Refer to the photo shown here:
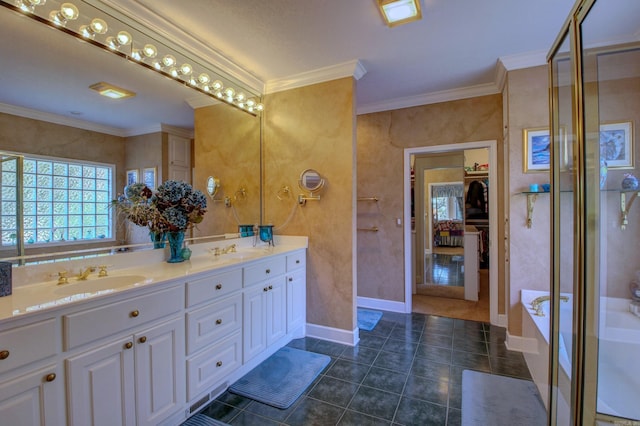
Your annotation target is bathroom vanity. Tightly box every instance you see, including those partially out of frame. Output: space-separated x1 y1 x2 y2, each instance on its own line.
0 236 308 426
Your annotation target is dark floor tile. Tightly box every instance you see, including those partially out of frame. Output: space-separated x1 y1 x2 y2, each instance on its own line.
313 340 348 357
421 332 453 348
285 397 345 426
453 327 486 343
338 409 391 425
487 338 510 358
447 381 462 409
325 359 370 384
215 391 253 409
348 386 401 421
393 396 447 426
447 407 462 426
452 336 487 355
389 328 422 343
382 338 418 355
403 375 448 406
424 322 454 336
411 358 450 382
362 366 408 394
451 350 491 372
490 355 532 379
308 376 359 407
453 319 483 332
392 320 425 334
358 333 388 349
415 345 452 364
228 410 280 426
200 401 241 423
368 320 395 337
340 345 379 365
373 350 414 373
244 399 300 422
287 337 319 351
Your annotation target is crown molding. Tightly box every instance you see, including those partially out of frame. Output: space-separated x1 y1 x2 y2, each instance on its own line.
0 102 128 137
357 82 500 115
498 50 548 71
93 0 265 95
494 59 508 92
160 124 194 139
265 60 367 94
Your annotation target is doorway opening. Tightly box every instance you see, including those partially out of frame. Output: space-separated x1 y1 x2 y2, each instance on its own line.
403 140 499 325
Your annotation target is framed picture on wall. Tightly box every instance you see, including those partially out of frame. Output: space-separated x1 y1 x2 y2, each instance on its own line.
523 128 550 173
143 167 157 190
600 121 633 169
126 169 139 186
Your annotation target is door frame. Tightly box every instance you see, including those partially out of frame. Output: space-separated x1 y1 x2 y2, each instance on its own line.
403 140 500 325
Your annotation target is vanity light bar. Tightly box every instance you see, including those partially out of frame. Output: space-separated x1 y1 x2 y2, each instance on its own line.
6 0 263 115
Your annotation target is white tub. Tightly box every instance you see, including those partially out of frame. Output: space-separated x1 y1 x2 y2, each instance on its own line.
521 290 640 421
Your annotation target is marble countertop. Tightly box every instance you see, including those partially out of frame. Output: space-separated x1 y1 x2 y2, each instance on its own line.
0 235 308 323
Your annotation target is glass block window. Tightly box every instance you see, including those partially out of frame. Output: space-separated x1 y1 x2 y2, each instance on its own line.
1 154 113 247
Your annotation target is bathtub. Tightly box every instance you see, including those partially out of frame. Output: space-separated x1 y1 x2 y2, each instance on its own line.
521 290 640 421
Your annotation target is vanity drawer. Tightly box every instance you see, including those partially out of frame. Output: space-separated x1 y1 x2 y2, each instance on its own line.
0 318 57 374
63 285 183 351
244 256 286 287
187 331 241 400
186 268 242 308
186 293 242 355
286 251 306 271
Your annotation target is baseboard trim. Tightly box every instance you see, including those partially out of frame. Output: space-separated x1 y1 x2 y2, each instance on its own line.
496 314 508 328
505 331 539 353
306 323 359 346
357 296 406 313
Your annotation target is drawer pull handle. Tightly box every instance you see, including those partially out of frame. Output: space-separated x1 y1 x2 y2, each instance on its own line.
124 342 133 350
45 373 56 382
296 260 300 264
215 283 222 290
266 269 271 274
268 285 273 290
130 310 139 318
289 277 293 282
263 287 268 292
216 361 223 367
0 350 9 360
139 336 147 343
215 319 222 325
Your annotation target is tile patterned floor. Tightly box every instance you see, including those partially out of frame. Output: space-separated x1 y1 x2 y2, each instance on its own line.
425 254 465 287
191 312 537 426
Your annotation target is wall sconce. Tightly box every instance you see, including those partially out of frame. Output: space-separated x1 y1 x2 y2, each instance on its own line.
298 169 325 206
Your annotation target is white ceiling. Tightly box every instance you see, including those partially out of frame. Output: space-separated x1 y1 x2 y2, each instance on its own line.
2 0 640 135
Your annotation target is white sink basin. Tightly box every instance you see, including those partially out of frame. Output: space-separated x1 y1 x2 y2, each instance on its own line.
54 275 147 296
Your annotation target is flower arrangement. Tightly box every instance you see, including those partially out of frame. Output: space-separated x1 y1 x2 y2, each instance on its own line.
113 180 207 233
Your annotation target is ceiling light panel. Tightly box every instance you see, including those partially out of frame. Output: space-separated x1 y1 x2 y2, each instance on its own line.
378 0 422 27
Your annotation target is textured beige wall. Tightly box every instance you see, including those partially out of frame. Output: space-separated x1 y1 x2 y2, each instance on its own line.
506 66 551 336
357 95 505 309
263 78 357 331
193 104 261 237
0 112 127 253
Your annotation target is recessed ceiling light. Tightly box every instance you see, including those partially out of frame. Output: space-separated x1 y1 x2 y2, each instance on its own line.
378 0 422 27
89 82 136 100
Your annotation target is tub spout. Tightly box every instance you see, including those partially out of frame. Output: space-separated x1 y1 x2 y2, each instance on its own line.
530 295 569 316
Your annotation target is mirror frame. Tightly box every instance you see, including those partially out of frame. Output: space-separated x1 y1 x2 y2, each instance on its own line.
298 169 325 193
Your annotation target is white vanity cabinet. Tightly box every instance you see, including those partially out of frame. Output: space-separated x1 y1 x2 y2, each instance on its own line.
65 284 185 426
0 317 64 425
286 250 307 333
243 256 287 363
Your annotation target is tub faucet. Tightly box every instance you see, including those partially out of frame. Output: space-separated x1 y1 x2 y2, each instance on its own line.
222 244 237 254
77 266 96 280
531 295 569 316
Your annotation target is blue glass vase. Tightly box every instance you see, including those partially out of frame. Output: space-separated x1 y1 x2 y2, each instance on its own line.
149 230 166 249
167 231 185 263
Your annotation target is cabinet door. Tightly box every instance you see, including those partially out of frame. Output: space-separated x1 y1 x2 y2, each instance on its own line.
66 337 136 426
266 278 286 345
134 317 185 426
286 269 306 333
0 365 64 426
243 285 267 362
168 135 191 184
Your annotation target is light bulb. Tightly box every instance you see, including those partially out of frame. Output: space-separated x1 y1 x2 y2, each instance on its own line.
17 0 46 13
142 44 157 58
211 80 223 91
203 85 211 92
79 18 108 37
255 103 264 112
162 55 176 67
179 63 192 76
169 67 179 78
106 31 131 49
188 77 198 86
236 92 246 102
224 87 235 99
151 60 162 70
246 99 256 108
198 73 210 85
49 3 79 26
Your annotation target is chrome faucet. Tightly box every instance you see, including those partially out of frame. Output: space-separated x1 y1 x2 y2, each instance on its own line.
222 244 237 254
530 295 569 316
77 266 96 280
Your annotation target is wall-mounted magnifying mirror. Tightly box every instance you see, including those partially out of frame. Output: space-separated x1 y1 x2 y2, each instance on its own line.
298 169 325 205
206 176 220 198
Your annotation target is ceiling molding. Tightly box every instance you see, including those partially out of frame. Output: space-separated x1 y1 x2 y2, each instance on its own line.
160 124 194 139
0 102 128 137
357 82 500 115
93 0 265 95
498 50 548 71
494 60 508 92
265 60 366 94
185 96 220 110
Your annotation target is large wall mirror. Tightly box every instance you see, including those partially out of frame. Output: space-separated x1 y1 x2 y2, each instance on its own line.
0 0 262 261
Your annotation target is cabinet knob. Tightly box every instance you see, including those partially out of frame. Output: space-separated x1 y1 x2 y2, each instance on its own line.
296 260 300 264
215 283 222 290
138 336 147 343
124 342 133 349
0 350 9 360
216 361 223 367
263 287 268 292
45 373 56 382
289 277 293 282
268 285 273 290
215 319 222 325
130 310 139 318
265 269 270 274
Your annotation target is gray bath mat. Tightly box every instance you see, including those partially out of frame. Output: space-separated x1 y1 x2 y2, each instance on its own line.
462 370 547 426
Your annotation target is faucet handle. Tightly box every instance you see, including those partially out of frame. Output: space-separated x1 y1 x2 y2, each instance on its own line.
210 247 221 256
98 265 108 277
229 244 237 253
57 271 68 285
